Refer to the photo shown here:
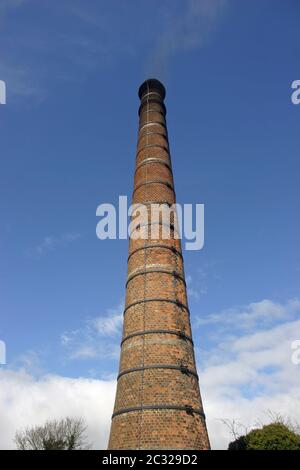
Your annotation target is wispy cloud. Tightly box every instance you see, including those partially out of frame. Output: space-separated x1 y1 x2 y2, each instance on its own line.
93 308 123 337
60 302 124 362
0 1 135 101
186 261 222 301
0 1 43 101
189 297 300 448
196 298 300 331
186 269 208 300
0 59 45 101
32 232 81 257
0 0 27 19
70 346 98 360
186 274 200 300
0 1 228 102
145 0 228 78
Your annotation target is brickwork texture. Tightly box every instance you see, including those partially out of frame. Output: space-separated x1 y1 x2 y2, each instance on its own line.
107 79 210 450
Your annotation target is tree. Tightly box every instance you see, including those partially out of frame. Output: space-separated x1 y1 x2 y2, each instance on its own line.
228 422 300 450
15 417 91 450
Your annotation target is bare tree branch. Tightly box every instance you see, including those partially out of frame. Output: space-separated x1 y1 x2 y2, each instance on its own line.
15 417 91 450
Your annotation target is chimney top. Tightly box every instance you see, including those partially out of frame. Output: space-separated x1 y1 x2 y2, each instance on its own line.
138 78 166 101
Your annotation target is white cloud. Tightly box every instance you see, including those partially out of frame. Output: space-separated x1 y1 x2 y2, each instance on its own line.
32 232 81 256
70 346 98 360
0 369 116 450
60 302 124 361
1 297 299 450
60 333 73 346
197 300 300 449
197 298 300 331
186 274 200 300
145 0 227 77
0 59 45 101
186 268 209 299
1 1 228 101
17 350 43 374
93 308 123 337
204 388 300 450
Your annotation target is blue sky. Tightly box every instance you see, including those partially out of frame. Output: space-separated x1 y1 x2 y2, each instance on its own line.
0 0 300 449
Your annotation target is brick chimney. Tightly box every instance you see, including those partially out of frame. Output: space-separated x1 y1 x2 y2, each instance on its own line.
107 79 210 450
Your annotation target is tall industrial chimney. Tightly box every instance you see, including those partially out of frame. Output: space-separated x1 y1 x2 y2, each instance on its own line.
108 79 210 450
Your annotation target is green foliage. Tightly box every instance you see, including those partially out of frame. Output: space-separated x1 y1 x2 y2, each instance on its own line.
228 423 300 450
228 435 248 450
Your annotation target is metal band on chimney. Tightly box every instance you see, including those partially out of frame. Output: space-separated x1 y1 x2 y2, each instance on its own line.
136 144 169 157
124 298 190 315
135 158 172 173
112 405 205 419
140 91 164 102
138 130 168 140
117 364 198 381
121 329 193 346
139 121 167 132
139 105 166 116
126 268 186 288
131 200 173 208
128 244 182 261
133 180 174 194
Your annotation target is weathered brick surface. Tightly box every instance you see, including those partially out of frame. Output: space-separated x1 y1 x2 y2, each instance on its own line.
135 162 173 187
110 411 209 450
136 146 170 168
108 79 210 450
122 302 192 338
